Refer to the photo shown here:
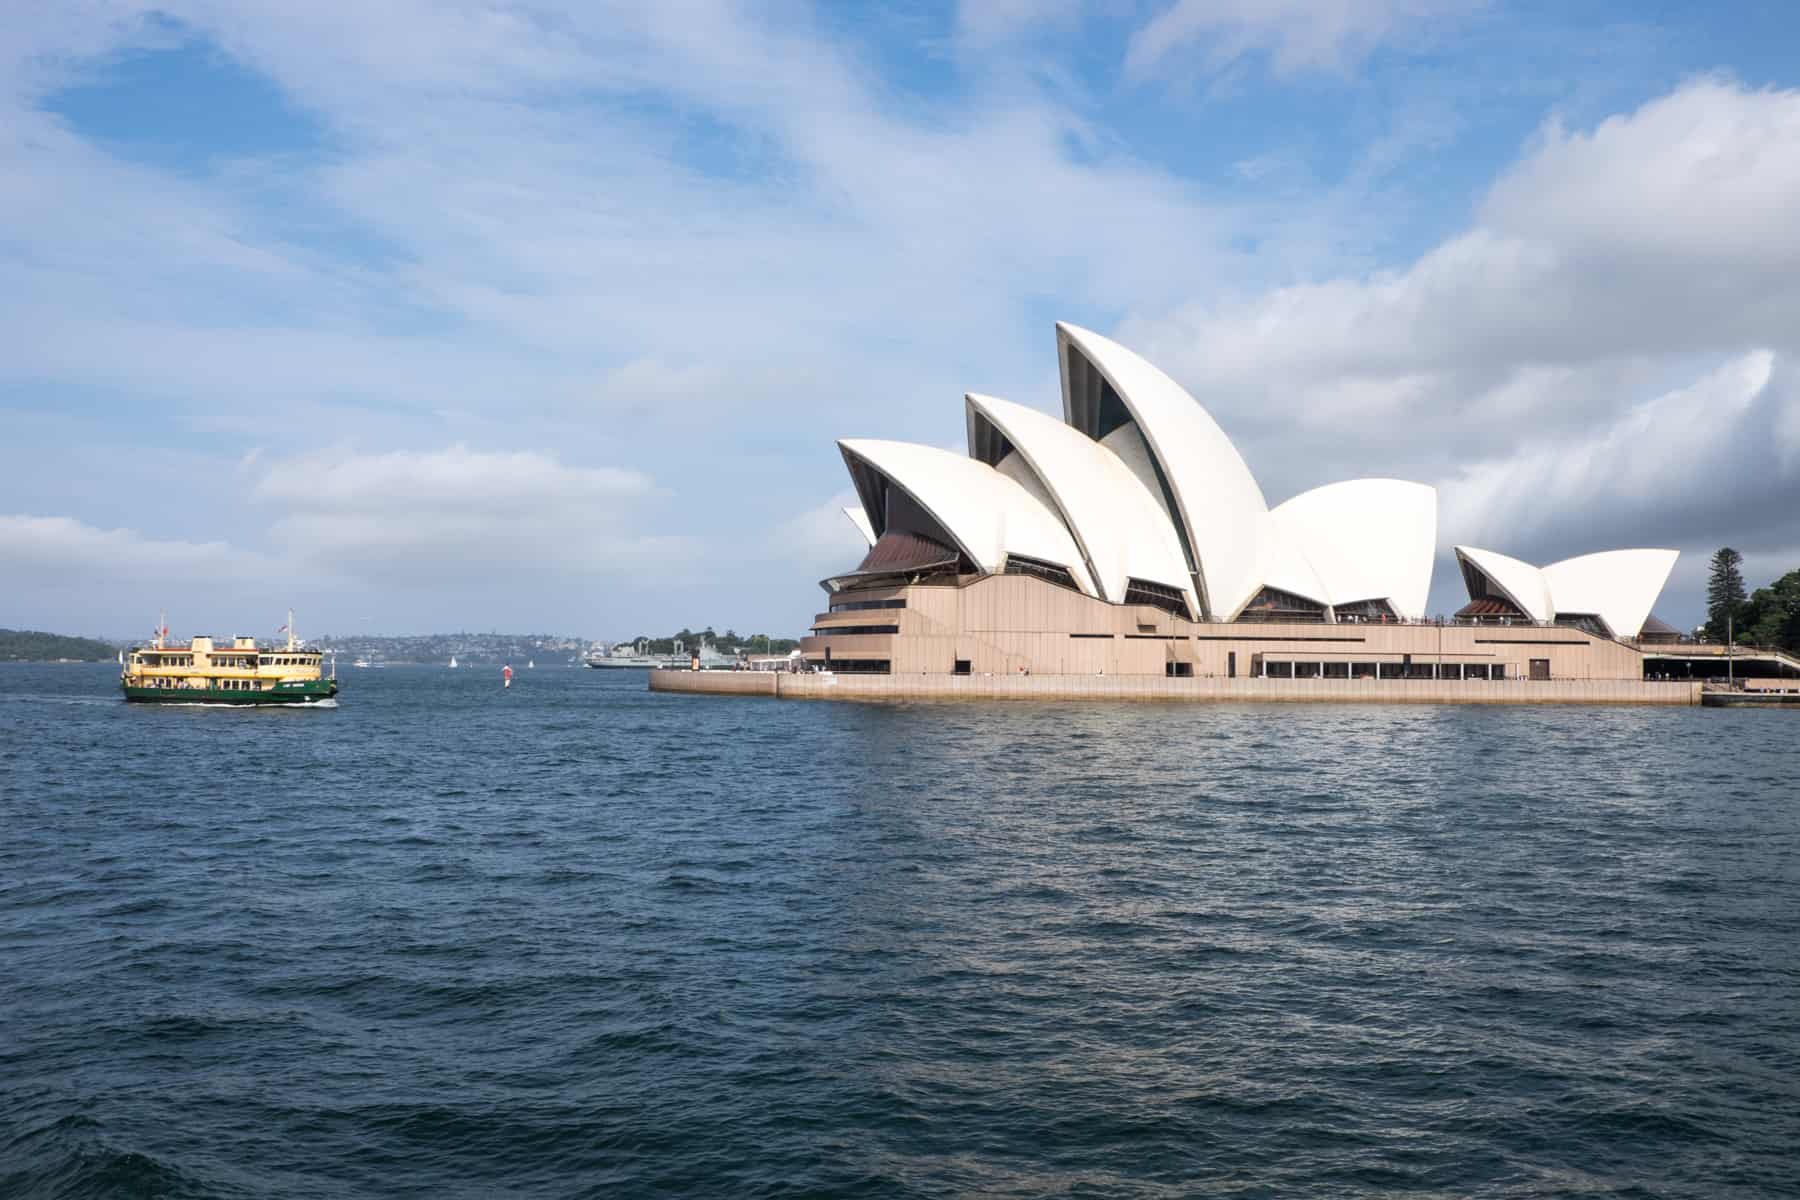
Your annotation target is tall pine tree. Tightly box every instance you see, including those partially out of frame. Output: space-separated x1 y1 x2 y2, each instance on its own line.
1705 547 1746 640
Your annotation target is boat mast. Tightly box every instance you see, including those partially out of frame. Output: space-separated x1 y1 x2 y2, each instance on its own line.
288 608 296 652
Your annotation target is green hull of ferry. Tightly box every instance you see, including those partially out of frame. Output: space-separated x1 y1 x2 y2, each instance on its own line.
122 678 338 705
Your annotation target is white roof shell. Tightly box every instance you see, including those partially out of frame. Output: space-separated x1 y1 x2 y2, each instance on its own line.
843 505 876 547
1058 322 1268 619
1270 480 1438 620
838 439 1096 596
1541 549 1679 639
964 393 1195 614
1250 518 1333 610
1456 546 1553 623
1456 545 1678 636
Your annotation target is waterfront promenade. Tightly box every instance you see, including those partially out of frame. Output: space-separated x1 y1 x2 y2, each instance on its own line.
651 670 1703 705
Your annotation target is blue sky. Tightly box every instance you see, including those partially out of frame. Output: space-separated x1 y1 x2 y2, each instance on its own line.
5 1 1800 640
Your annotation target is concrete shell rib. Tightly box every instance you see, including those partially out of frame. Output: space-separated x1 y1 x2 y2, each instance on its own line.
1270 480 1438 620
837 439 1096 596
1455 546 1553 623
964 393 1195 614
1057 323 1268 619
1542 549 1679 638
843 505 876 548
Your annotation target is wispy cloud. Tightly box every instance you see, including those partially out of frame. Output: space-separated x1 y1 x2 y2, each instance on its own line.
1126 0 1485 79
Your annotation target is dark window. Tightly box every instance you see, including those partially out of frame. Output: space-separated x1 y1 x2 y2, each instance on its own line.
1003 555 1079 590
1440 664 1463 680
953 659 971 676
1235 587 1328 623
1404 663 1436 680
810 624 900 636
1379 662 1403 679
829 597 906 612
1266 661 1294 679
1165 662 1193 677
829 659 891 675
1492 663 1507 680
1334 598 1397 622
1322 661 1349 679
1351 662 1378 679
1227 651 1236 679
1069 633 1115 639
1530 658 1551 681
1554 613 1607 637
1124 578 1189 618
1294 662 1322 679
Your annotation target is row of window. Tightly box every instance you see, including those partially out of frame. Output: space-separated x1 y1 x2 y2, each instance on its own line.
138 655 194 667
1003 555 1080 590
1261 661 1516 680
809 624 901 636
828 597 906 612
219 679 263 691
1124 578 1189 618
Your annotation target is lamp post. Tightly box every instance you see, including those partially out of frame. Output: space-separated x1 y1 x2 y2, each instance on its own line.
1727 612 1734 687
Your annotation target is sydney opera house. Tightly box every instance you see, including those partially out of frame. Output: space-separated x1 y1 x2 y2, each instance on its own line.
790 322 1685 688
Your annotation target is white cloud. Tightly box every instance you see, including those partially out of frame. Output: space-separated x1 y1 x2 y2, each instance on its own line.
1436 352 1796 553
955 0 1084 47
773 489 867 563
250 445 682 579
0 513 254 575
1127 0 1483 78
1124 80 1800 473
253 444 649 513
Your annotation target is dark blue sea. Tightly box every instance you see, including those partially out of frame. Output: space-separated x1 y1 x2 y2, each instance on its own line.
2 663 1797 1198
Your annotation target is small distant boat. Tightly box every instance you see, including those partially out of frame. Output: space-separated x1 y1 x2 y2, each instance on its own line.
449 655 459 669
527 660 534 669
352 656 372 669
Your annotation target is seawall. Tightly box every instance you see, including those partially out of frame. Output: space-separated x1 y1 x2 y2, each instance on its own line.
649 671 1702 706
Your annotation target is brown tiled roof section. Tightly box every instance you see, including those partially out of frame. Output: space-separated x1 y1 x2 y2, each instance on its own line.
856 530 958 575
1455 597 1524 618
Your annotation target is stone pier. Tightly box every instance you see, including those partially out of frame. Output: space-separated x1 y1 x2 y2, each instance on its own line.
649 670 1701 705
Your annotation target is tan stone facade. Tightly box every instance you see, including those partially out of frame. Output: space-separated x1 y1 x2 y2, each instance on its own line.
650 669 1700 705
799 574 1653 682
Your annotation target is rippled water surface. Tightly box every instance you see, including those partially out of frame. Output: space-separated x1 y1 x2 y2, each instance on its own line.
2 663 1798 1197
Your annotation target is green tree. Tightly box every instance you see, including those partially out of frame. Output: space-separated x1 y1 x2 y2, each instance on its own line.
1704 547 1747 641
1742 569 1800 652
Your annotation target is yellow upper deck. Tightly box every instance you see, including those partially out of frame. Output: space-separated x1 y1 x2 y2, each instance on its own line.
123 635 326 685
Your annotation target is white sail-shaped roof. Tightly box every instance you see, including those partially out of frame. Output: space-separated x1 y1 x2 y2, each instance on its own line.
1541 549 1679 639
1458 545 1678 635
964 393 1194 614
1252 523 1332 609
1057 322 1268 619
838 439 1096 596
843 505 876 547
1270 480 1438 619
1456 546 1553 623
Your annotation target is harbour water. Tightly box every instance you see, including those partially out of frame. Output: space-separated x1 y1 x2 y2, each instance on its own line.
2 663 1797 1197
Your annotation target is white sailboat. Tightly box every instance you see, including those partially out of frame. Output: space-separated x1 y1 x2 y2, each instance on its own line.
527 660 534 669
449 655 459 669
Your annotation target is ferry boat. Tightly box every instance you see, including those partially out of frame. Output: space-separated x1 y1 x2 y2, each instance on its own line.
120 612 337 705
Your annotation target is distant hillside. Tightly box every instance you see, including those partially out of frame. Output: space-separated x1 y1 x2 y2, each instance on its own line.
0 629 119 662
